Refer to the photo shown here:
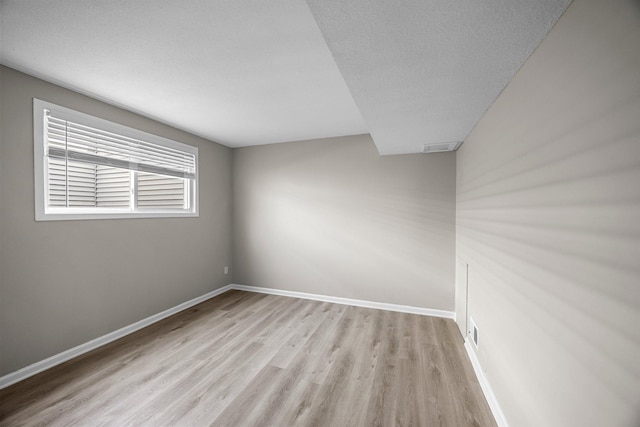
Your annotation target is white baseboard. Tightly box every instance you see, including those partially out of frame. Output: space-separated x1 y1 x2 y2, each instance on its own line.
0 283 455 390
0 284 233 390
230 284 455 319
464 339 509 427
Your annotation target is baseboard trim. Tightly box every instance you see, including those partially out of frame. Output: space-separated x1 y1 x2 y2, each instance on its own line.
464 339 509 427
230 284 455 319
0 283 455 390
0 284 233 390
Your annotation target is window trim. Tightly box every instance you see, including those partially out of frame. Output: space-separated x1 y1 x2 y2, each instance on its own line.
34 98 199 221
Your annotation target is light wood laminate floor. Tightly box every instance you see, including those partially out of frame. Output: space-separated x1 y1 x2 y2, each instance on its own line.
0 290 497 426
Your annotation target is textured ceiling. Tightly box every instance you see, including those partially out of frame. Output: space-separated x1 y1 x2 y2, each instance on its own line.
0 0 367 147
305 0 571 154
0 0 571 154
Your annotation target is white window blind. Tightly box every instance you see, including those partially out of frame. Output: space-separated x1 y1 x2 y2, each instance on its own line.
34 99 198 220
46 115 196 180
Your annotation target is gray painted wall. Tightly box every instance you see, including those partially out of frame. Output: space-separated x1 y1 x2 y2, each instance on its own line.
456 0 640 426
233 134 456 310
0 66 233 375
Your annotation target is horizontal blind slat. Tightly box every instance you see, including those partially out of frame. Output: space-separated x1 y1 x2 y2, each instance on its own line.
64 122 196 172
65 131 195 171
48 147 195 180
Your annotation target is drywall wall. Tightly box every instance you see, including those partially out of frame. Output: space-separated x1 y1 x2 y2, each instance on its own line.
233 134 456 310
0 66 233 375
456 1 640 426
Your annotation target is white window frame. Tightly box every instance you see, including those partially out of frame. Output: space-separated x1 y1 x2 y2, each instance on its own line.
34 98 199 221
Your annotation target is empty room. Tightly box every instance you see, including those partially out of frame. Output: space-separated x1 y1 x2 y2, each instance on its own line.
0 0 638 426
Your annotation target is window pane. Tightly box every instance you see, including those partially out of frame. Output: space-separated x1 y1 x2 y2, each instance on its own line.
47 157 67 207
137 171 186 209
36 99 198 219
96 165 130 207
67 160 96 207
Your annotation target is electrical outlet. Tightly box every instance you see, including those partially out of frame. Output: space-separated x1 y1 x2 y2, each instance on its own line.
224 266 229 275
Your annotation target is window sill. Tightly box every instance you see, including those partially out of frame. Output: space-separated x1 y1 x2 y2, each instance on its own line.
36 210 199 221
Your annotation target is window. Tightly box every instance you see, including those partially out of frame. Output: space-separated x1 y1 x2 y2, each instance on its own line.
34 99 198 220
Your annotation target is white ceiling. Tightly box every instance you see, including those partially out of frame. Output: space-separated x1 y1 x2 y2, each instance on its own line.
0 0 571 154
305 0 571 155
0 0 368 147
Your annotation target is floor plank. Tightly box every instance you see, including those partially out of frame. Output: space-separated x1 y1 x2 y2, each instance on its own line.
0 290 497 427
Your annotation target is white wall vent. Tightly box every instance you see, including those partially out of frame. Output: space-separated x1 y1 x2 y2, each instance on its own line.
470 317 479 348
422 141 462 153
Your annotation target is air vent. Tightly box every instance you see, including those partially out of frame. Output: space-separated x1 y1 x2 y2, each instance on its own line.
470 317 479 348
422 141 462 153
